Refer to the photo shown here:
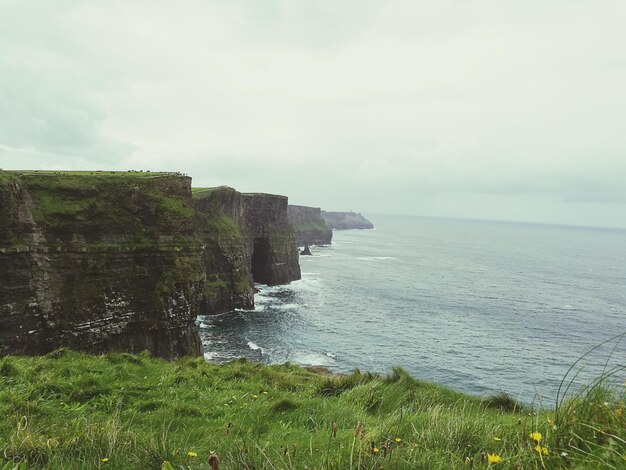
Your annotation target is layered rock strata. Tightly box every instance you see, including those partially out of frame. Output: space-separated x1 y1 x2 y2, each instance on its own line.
0 172 204 359
0 173 301 359
192 187 301 313
287 205 333 246
242 194 301 285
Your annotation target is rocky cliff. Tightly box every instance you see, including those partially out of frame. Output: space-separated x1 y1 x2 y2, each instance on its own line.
322 211 374 230
0 171 204 359
0 172 301 359
242 193 301 285
193 187 254 315
192 187 301 313
287 205 333 246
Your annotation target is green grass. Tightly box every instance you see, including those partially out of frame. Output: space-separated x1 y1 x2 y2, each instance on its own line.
0 352 623 469
2 170 172 177
0 171 197 248
192 187 223 199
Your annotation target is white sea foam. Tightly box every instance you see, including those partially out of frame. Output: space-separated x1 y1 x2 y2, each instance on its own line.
204 351 220 361
247 341 262 351
275 303 301 310
356 256 398 261
290 351 334 366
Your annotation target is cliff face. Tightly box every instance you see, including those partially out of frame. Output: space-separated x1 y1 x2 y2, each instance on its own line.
193 188 301 311
322 211 374 230
0 173 302 359
193 187 253 314
0 172 204 359
287 205 333 246
243 194 301 285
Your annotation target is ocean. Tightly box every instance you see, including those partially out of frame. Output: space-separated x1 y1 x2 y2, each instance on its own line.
197 214 626 404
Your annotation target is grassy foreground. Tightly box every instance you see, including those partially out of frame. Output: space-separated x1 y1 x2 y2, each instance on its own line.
0 351 624 469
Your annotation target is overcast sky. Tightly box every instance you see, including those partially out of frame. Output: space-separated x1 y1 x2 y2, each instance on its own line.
1 1 625 228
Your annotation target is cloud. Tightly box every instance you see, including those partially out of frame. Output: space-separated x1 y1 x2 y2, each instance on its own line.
0 0 625 227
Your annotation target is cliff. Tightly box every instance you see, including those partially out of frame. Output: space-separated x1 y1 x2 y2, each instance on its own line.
192 187 301 313
0 172 301 359
287 204 333 246
322 211 374 230
0 171 204 359
193 187 254 314
242 193 301 285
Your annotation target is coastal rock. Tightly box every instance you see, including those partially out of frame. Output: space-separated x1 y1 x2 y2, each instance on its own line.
0 171 204 359
193 187 301 312
242 193 301 286
322 211 374 230
0 173 302 359
300 244 312 256
287 205 333 245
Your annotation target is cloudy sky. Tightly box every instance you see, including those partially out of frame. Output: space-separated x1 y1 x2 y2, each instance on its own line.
1 1 625 228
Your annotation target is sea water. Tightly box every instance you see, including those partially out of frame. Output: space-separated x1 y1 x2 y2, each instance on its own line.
198 214 626 404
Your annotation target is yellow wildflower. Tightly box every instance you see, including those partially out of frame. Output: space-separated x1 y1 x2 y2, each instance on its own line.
487 453 502 464
252 394 258 399
187 451 198 458
395 437 402 443
373 447 380 453
534 445 549 455
493 437 502 441
101 457 109 463
529 432 542 442
262 391 268 395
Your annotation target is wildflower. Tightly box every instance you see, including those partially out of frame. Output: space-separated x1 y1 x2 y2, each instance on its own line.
395 437 402 443
529 431 542 443
187 451 198 458
101 457 109 463
487 453 502 464
372 447 380 453
534 445 549 456
252 394 258 399
262 391 268 395
493 437 502 441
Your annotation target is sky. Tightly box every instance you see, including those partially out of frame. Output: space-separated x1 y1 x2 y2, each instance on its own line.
1 1 625 229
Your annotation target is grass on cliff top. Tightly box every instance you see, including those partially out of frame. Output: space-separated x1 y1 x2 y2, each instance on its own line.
1 170 173 178
192 187 233 199
0 170 196 247
0 351 624 469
